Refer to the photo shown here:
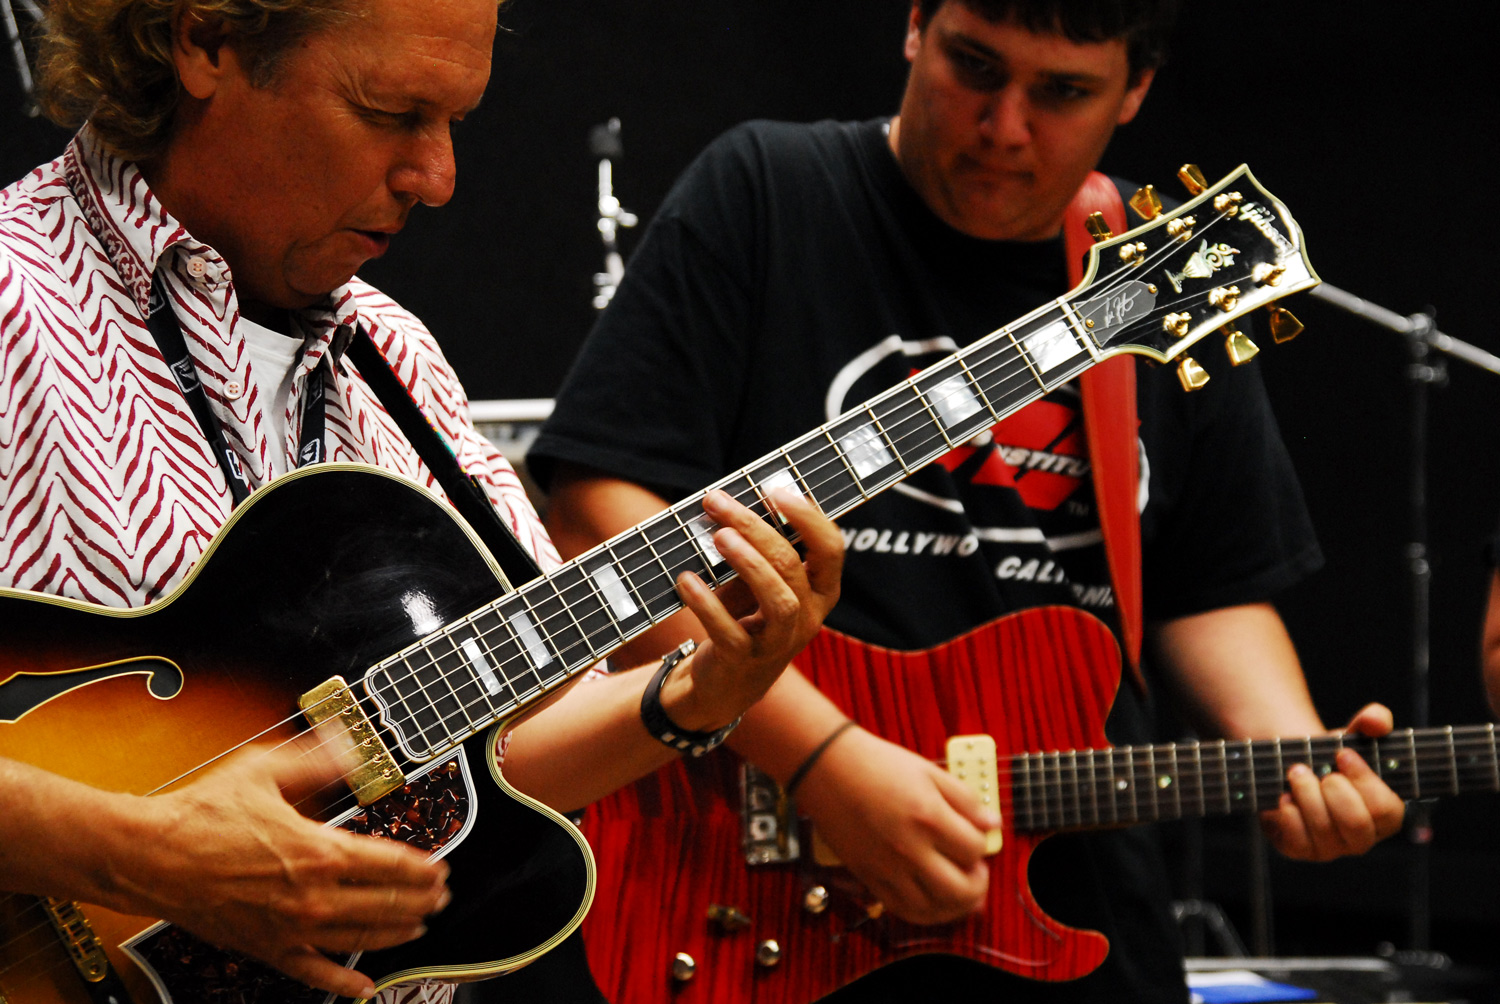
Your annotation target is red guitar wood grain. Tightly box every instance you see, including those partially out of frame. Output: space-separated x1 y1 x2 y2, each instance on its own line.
581 605 1121 1003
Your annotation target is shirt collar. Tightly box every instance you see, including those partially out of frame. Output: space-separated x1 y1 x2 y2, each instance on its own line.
63 127 363 358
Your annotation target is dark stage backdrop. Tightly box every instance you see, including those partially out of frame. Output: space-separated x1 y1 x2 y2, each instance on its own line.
4 0 1498 976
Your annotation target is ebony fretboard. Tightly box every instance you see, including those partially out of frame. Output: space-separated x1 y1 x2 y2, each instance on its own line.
1008 727 1500 832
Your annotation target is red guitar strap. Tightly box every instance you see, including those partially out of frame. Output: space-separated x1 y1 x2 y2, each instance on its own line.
1062 172 1145 689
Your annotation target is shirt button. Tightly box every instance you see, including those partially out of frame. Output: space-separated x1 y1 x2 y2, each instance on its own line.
225 380 243 400
187 256 209 278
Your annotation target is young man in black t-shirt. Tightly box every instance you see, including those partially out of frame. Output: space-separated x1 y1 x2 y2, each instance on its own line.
521 2 1407 1001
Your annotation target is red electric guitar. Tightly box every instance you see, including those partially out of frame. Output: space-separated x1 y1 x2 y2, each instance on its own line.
581 606 1500 1002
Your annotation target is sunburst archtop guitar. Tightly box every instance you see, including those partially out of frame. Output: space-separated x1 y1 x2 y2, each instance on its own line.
0 165 1315 1003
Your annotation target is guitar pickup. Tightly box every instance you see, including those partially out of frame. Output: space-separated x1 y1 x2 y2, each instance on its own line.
741 762 799 865
947 734 1003 855
300 676 405 806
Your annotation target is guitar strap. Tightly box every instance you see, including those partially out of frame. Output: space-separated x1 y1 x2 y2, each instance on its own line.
347 329 545 589
1063 172 1146 690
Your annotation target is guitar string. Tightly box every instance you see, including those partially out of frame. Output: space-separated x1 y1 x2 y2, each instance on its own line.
339 206 1255 751
148 205 1257 803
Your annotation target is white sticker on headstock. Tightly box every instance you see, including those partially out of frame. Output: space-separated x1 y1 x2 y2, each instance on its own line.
1023 321 1081 373
927 374 983 428
839 423 894 480
590 564 639 620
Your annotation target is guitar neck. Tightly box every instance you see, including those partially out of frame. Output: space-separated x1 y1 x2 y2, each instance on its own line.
1008 726 1500 832
360 170 1313 764
364 296 1103 762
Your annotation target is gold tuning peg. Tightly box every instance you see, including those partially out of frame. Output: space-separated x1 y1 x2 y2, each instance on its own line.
1266 305 1304 343
1129 185 1163 221
1084 212 1113 243
1176 357 1211 392
1178 164 1207 196
1224 329 1260 366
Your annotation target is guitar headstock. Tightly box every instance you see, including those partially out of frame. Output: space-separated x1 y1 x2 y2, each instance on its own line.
1069 164 1318 391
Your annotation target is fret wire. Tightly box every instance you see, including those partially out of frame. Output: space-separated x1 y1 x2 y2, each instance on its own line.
377 665 424 746
1002 327 1047 388
1092 744 1104 822
909 380 959 453
1120 745 1135 822
863 405 912 474
544 569 604 664
668 501 722 577
1106 746 1119 824
955 356 1003 421
1190 740 1205 819
1445 726 1459 795
1058 299 1103 360
432 629 481 733
820 428 873 503
1067 750 1080 829
779 445 817 504
400 652 452 751
1018 753 1032 830
515 588 565 683
1164 741 1176 816
496 603 547 698
409 645 463 747
470 620 519 714
1217 740 1231 814
1489 724 1499 790
1408 731 1420 799
608 539 655 619
578 558 629 650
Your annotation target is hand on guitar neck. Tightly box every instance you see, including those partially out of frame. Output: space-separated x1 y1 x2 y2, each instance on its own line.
1259 702 1406 861
0 742 450 1000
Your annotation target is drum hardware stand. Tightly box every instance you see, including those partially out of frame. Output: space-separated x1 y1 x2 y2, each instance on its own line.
1307 282 1500 951
3 0 42 116
589 117 638 310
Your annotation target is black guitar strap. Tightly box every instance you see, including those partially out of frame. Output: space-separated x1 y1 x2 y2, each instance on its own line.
346 327 544 589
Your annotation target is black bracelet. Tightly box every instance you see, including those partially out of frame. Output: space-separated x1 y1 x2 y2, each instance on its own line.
639 639 742 757
784 719 858 801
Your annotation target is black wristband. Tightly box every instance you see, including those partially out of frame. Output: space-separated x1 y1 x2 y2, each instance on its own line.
639 640 741 757
784 719 858 801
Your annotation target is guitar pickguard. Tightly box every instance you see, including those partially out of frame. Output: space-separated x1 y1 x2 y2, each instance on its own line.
121 755 475 1004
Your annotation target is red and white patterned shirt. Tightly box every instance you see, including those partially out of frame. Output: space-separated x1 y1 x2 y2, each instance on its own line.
0 131 564 1003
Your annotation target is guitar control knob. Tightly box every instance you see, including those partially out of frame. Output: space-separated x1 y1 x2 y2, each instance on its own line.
707 904 751 932
671 952 697 982
1176 357 1211 392
803 885 830 915
756 940 782 968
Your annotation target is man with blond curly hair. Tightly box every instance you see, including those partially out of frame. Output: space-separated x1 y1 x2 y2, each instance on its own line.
0 0 844 1000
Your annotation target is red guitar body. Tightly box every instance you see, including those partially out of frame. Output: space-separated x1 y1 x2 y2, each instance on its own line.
581 605 1123 1003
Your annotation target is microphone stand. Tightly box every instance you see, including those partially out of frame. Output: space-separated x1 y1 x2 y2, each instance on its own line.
1306 282 1500 951
2 0 41 116
589 118 638 311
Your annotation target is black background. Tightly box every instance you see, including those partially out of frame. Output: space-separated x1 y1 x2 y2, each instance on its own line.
5 0 1498 983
